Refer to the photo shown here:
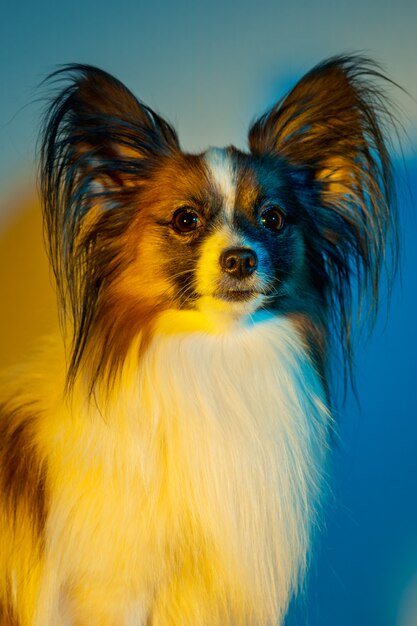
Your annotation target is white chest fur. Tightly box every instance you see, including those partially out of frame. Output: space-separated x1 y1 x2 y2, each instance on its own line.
38 314 330 626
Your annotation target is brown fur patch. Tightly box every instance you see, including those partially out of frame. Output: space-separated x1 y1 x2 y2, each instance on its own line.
131 153 212 224
234 164 260 215
287 313 328 394
0 580 20 626
77 152 213 392
0 404 47 540
86 292 167 392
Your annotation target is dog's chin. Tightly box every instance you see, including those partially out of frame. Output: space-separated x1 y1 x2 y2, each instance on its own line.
154 292 269 337
197 291 267 320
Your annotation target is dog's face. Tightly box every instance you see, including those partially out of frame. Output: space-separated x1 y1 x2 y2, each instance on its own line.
114 147 309 321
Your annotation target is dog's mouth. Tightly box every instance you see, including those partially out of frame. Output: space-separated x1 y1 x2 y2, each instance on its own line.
214 289 260 302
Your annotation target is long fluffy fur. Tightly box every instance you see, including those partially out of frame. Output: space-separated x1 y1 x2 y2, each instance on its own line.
0 55 398 625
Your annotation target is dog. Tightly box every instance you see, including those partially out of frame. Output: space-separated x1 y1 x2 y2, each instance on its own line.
0 55 398 625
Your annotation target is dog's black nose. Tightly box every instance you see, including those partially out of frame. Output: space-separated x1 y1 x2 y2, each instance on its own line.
220 247 258 279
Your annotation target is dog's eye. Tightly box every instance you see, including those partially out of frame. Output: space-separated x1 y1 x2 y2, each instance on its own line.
172 207 200 234
260 206 285 232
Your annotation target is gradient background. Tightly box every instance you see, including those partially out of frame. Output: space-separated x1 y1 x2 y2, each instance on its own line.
0 1 416 624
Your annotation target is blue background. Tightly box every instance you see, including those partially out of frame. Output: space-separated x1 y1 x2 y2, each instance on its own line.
0 1 416 624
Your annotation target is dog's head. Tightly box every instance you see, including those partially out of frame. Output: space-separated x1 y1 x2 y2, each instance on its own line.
41 56 397 389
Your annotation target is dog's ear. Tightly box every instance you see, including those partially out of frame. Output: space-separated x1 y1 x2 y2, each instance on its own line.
249 55 399 370
41 64 179 191
248 55 395 200
40 65 180 389
40 63 180 281
248 55 398 271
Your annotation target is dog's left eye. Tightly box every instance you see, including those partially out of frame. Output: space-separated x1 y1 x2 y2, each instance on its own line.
260 206 285 232
172 207 200 234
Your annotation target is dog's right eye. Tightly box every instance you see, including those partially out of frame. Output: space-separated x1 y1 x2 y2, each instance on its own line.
171 207 200 234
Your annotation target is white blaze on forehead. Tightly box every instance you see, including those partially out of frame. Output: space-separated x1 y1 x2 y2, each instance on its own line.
204 147 236 221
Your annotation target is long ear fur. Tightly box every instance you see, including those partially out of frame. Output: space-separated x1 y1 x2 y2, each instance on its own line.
249 55 399 374
40 65 179 390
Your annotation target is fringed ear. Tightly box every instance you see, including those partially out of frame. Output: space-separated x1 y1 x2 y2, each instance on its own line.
39 65 179 389
249 55 399 371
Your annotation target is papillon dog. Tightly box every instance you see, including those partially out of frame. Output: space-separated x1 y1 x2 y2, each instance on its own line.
0 55 398 625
